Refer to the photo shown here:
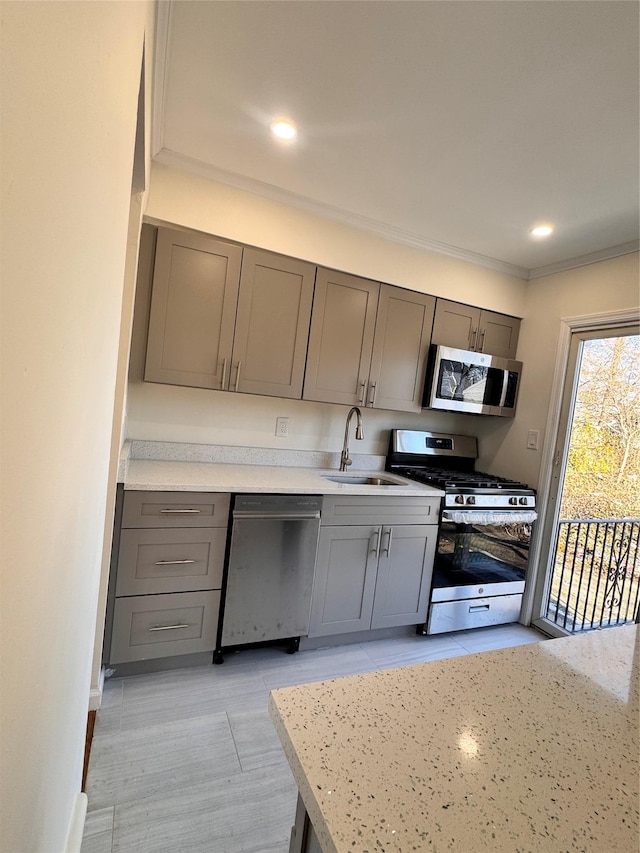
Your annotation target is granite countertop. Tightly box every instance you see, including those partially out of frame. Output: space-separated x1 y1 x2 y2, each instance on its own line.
269 625 639 853
123 459 443 497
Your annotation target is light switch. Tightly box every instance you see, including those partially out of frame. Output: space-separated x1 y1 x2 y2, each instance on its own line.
527 429 539 450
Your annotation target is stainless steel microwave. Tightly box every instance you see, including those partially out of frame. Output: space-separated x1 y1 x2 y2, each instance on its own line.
422 345 522 417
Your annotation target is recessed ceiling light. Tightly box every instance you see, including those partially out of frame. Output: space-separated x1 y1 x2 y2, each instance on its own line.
529 224 554 238
270 120 297 140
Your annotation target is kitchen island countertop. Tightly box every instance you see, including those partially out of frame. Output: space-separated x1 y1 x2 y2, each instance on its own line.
123 458 444 497
269 625 639 852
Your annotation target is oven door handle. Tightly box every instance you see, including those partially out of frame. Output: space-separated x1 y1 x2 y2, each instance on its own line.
441 510 537 525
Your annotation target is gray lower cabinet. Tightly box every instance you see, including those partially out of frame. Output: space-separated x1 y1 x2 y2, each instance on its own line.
109 491 230 665
308 496 438 638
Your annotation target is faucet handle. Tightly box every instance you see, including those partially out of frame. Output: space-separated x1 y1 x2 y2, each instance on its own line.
343 457 352 467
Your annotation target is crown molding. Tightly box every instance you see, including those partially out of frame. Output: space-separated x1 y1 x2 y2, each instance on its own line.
151 1 172 159
152 148 530 280
151 147 638 282
527 240 639 281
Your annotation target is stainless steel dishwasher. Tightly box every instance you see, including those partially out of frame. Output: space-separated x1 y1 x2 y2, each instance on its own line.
214 494 322 661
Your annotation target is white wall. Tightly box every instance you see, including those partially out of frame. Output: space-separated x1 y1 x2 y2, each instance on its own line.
480 252 640 488
128 167 527 456
0 3 152 851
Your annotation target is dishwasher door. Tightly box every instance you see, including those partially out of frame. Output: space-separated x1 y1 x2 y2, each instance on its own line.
220 495 322 649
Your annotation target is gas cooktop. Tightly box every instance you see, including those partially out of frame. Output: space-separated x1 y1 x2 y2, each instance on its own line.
386 429 536 510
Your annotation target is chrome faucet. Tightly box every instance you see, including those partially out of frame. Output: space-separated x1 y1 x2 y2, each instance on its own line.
339 406 364 471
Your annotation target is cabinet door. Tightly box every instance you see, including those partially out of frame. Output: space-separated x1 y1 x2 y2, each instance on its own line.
303 269 379 406
430 298 480 351
232 249 316 398
478 310 520 359
308 526 380 637
371 525 436 629
368 286 435 412
145 228 242 389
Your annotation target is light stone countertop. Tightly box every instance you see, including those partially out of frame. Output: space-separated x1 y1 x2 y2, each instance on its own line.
123 459 444 497
269 625 639 853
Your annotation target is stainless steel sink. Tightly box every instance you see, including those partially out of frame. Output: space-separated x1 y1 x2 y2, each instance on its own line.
322 474 404 486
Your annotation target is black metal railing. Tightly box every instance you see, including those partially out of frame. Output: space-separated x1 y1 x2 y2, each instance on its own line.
545 518 640 632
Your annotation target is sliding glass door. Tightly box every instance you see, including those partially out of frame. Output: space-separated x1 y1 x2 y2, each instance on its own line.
531 326 640 636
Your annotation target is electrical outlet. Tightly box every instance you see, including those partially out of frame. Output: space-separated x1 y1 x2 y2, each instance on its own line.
527 429 539 450
276 417 289 437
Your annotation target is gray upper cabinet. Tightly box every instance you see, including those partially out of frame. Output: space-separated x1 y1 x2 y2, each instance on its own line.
232 248 315 398
303 268 379 406
145 229 316 399
431 298 520 360
369 286 435 412
145 228 242 390
479 309 521 360
304 271 435 412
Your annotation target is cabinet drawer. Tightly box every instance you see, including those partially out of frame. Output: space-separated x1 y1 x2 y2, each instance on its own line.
122 491 230 528
110 590 220 664
116 528 226 596
321 495 439 526
427 594 523 635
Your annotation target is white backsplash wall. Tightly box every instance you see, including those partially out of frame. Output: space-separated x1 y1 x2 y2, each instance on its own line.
126 376 477 456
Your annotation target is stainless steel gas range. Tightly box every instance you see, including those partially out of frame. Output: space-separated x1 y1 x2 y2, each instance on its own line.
386 429 537 634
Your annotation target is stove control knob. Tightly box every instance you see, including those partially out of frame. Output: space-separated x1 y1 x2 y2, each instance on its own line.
519 497 529 506
454 495 465 504
466 496 476 505
509 497 519 505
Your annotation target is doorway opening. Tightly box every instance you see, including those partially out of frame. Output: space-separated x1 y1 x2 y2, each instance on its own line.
532 326 640 636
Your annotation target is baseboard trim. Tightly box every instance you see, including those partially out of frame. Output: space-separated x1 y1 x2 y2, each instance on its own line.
64 792 87 853
88 667 105 711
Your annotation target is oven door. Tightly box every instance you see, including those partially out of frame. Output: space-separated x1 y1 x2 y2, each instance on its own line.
430 509 537 602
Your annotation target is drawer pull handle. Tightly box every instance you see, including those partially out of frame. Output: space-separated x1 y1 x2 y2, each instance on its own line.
154 559 197 566
148 624 190 632
469 604 490 613
159 509 201 514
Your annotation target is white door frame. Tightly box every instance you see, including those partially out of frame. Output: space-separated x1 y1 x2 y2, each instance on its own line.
521 307 640 635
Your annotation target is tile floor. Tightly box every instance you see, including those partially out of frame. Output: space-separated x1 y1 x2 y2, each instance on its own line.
82 623 544 853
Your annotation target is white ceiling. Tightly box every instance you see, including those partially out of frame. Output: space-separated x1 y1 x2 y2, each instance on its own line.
153 1 639 279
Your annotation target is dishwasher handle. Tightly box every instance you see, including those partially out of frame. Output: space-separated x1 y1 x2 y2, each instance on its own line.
232 510 321 520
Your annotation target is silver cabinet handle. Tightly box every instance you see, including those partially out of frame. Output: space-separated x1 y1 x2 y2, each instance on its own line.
358 381 366 406
368 381 377 407
478 330 486 352
148 624 190 632
469 604 490 613
160 508 201 514
469 328 478 350
234 361 242 391
221 357 228 390
154 559 196 566
371 526 382 559
382 526 393 556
